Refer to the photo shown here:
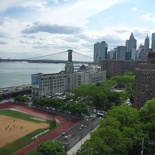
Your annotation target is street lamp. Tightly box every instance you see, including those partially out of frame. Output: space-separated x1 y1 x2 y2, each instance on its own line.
140 138 144 155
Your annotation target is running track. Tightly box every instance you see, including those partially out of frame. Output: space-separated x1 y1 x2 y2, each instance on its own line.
0 102 79 155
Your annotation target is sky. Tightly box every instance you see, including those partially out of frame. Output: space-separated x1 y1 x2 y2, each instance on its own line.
0 0 155 60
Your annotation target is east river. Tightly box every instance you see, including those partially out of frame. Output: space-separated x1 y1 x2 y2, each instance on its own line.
0 62 65 88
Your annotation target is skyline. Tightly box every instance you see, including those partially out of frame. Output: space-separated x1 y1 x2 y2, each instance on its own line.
0 0 155 59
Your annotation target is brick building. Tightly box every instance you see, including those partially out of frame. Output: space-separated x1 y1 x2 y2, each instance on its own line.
100 59 145 78
134 50 155 108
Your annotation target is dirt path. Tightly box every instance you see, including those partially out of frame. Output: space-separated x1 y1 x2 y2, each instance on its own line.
0 115 48 147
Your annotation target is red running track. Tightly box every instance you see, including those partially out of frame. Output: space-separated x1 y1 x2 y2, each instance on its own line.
0 102 79 155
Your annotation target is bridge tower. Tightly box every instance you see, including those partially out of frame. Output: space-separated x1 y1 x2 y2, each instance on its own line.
65 49 74 74
68 49 72 62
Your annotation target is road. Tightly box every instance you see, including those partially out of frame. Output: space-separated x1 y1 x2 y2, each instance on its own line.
67 127 98 155
0 98 14 104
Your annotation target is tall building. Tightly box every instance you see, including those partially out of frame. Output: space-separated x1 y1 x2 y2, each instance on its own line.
144 35 150 57
116 46 126 60
126 33 137 60
108 48 116 59
94 42 100 64
151 33 155 50
137 44 145 60
94 41 108 64
134 50 155 108
131 49 137 60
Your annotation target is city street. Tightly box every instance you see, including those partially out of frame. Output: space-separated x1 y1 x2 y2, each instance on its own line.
67 127 98 155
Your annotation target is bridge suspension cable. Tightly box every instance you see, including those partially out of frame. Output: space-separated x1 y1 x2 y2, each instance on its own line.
25 50 93 62
26 51 67 60
72 51 93 60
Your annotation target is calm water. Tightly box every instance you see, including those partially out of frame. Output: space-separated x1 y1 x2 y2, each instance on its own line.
0 62 65 88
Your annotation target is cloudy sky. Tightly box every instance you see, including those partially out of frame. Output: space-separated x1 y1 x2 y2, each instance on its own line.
0 0 155 60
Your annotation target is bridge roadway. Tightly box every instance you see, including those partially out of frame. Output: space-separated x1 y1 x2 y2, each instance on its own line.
0 59 95 64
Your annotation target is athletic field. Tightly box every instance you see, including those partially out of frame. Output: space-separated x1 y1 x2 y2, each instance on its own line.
0 102 79 155
0 114 48 147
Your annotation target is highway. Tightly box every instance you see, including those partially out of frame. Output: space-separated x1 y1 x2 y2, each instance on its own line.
0 85 31 98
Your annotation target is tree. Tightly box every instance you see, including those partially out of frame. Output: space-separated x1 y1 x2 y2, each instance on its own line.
14 95 29 104
124 70 134 76
139 98 155 143
106 104 139 127
50 98 63 109
72 84 96 103
64 101 88 116
33 98 44 107
80 105 151 155
27 141 67 155
101 79 117 90
93 90 109 109
111 75 134 89
81 117 132 155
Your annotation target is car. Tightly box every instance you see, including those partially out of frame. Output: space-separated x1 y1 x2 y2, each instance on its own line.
76 148 81 154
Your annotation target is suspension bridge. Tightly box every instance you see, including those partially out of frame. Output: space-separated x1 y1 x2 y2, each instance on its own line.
0 50 95 64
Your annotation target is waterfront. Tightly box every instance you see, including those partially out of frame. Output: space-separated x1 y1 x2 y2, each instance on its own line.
0 62 65 88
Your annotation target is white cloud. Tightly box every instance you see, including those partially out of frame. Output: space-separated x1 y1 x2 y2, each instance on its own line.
0 40 7 44
0 0 23 12
51 0 59 4
39 0 127 25
131 7 138 11
140 13 155 23
19 1 47 10
22 23 82 34
0 17 30 38
0 0 47 12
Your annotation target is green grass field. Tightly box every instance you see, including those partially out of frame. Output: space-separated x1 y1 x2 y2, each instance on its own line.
0 129 43 155
0 109 47 123
0 109 57 155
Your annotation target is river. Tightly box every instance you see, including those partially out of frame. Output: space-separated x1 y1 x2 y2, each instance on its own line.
0 62 65 88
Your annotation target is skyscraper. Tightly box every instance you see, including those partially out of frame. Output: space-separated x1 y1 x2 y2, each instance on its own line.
126 33 137 60
144 35 150 56
131 48 137 60
116 46 126 60
94 41 108 64
108 48 116 59
151 33 155 50
94 42 100 64
137 44 145 60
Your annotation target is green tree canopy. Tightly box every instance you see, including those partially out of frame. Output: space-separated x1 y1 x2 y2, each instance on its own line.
27 141 67 155
111 75 135 89
80 105 151 155
139 98 155 143
14 95 29 104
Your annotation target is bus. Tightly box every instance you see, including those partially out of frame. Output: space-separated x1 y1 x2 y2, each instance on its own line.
97 112 104 118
